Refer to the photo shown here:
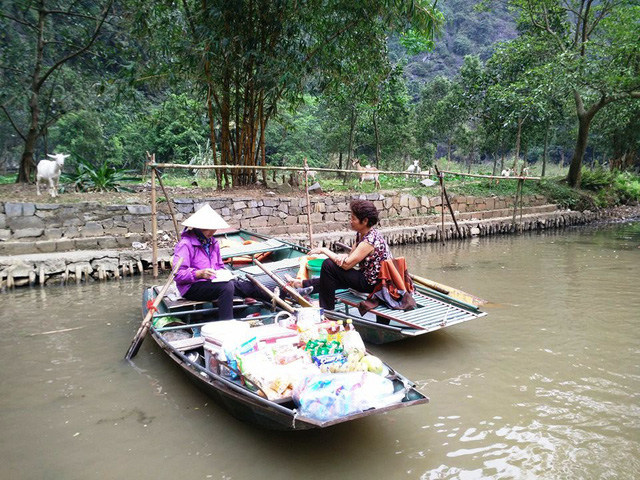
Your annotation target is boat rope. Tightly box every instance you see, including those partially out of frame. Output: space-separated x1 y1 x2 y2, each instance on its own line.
146 299 158 314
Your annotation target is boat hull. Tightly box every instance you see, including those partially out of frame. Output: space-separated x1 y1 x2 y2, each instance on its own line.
141 287 429 430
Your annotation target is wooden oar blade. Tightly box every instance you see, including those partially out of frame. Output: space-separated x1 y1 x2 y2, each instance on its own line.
125 257 183 360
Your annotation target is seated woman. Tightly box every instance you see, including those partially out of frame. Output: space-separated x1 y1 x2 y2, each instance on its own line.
173 204 236 320
290 199 391 310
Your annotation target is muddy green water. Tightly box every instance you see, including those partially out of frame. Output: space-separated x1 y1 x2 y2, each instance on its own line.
1 221 639 479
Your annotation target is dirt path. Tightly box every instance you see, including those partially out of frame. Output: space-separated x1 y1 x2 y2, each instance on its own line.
0 182 299 205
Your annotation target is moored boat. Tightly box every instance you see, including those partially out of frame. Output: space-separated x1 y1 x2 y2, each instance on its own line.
141 286 429 430
215 229 487 344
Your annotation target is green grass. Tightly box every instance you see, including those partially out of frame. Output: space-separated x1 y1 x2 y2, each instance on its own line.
0 174 17 185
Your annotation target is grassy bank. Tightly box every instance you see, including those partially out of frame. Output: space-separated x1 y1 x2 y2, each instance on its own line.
1 163 638 211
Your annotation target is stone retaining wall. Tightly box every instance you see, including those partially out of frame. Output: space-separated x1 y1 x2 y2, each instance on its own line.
0 192 548 248
0 207 606 289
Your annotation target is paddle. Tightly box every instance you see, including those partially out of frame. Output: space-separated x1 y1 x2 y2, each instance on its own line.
245 273 296 314
253 259 313 308
125 257 183 360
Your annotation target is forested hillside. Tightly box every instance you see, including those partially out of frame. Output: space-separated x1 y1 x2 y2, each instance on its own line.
1 0 638 190
401 0 517 93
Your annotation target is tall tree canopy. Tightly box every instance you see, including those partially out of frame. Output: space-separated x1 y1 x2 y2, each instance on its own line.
0 0 115 183
505 0 640 187
130 0 442 187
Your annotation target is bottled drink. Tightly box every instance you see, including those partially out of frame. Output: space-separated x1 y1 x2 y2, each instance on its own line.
336 320 345 344
342 319 365 353
327 321 338 343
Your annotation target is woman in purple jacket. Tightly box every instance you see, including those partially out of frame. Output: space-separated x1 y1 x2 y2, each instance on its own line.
173 204 236 320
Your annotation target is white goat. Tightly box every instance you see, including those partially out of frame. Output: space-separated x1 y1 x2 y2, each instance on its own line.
307 170 317 180
500 168 514 177
405 160 421 179
521 166 530 177
36 153 69 197
352 158 381 189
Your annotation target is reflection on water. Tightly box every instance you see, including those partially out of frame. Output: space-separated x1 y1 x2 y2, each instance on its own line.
0 222 639 479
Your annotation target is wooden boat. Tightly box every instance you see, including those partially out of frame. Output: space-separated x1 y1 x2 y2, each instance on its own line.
142 286 428 430
215 229 487 344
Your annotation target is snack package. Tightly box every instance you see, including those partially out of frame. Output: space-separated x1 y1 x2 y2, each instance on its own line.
292 372 400 422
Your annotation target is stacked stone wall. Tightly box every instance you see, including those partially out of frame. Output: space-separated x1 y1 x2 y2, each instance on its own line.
0 192 548 246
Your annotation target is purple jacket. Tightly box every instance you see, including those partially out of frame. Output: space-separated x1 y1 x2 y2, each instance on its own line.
173 230 224 296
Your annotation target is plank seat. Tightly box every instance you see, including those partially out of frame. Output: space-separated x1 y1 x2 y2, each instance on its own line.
154 286 250 312
335 289 486 331
168 336 205 352
238 257 303 276
220 238 287 260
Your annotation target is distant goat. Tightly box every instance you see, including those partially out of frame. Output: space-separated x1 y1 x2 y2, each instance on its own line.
405 160 421 179
501 168 514 177
352 158 381 189
521 166 530 177
36 153 69 197
306 170 317 180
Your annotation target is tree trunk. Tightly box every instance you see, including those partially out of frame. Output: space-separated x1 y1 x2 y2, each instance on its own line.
512 116 522 173
17 3 46 184
206 85 222 189
345 107 357 184
492 152 498 176
373 112 380 168
542 121 549 177
567 90 608 188
447 138 452 163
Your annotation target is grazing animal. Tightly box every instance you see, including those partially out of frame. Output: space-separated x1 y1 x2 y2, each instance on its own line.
500 168 514 177
307 170 317 180
36 153 69 197
352 158 381 189
521 166 530 177
405 160 421 179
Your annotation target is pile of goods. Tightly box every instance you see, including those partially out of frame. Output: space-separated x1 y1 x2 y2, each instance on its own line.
199 310 402 421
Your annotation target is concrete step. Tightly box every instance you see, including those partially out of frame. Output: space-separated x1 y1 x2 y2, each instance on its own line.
0 234 146 256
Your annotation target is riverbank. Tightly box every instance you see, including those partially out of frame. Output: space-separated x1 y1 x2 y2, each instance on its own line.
1 187 638 289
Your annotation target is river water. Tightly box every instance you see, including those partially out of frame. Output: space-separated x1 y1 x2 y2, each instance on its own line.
1 221 638 479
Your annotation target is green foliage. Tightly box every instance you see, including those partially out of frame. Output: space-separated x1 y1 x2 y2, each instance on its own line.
148 94 208 164
61 157 135 192
50 111 106 164
0 174 17 185
579 169 614 192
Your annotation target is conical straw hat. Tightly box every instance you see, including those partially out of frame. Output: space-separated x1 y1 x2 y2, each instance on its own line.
181 204 230 230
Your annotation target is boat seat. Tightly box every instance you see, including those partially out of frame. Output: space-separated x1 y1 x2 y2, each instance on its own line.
220 238 288 260
154 286 252 312
238 257 302 276
335 289 486 331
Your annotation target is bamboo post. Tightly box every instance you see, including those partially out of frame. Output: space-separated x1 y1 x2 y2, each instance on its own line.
151 166 158 278
304 158 313 246
435 166 461 238
438 167 445 245
519 178 524 227
512 178 523 232
148 152 181 242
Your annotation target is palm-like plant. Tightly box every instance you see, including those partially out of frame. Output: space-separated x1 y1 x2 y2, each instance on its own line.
62 157 135 192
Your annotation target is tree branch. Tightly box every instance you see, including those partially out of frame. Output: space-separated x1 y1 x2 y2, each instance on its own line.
0 104 26 141
36 0 114 90
0 12 36 29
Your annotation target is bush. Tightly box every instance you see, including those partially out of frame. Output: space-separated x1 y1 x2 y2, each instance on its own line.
62 157 135 192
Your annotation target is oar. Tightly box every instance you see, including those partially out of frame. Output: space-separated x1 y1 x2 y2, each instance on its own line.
245 273 296 314
409 273 487 307
253 259 313 307
125 257 183 360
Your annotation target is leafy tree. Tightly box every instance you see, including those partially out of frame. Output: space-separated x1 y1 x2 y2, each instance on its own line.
128 0 442 187
0 0 115 183
505 0 640 187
